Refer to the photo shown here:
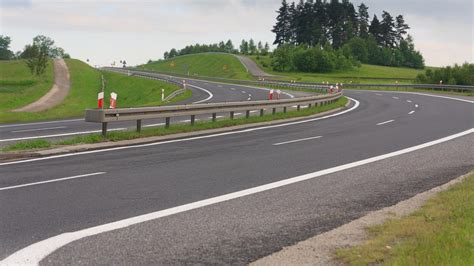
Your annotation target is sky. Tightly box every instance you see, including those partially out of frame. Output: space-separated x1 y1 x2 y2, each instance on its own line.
1 0 473 67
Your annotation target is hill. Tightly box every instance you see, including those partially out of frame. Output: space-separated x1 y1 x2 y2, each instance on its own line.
140 53 252 80
0 59 189 123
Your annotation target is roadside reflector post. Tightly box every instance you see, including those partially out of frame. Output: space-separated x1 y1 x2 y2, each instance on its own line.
101 122 108 137
297 105 301 111
230 111 234 120
191 115 195 126
161 89 165 101
183 80 187 90
276 89 281 100
283 107 287 113
109 92 117 109
98 92 104 109
165 117 170 128
272 108 276 115
212 113 217 122
246 110 250 118
260 109 264 116
137 120 142 132
269 89 274 100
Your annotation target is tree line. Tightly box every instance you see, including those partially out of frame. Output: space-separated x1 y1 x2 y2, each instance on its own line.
271 0 424 71
0 35 70 75
162 39 270 60
416 63 474 86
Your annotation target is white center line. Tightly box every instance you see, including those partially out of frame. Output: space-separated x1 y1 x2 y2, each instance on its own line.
230 88 235 91
408 111 415 115
0 172 106 191
273 136 322 146
392 96 399 100
376 93 383 96
242 91 247 94
406 100 412 103
11 126 67 133
377 120 395 126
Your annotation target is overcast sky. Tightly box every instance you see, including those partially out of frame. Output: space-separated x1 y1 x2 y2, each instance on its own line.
1 0 472 67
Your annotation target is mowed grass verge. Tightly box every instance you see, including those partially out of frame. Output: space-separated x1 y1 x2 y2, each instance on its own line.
250 55 429 84
0 59 190 123
0 59 54 111
140 53 252 80
336 171 474 265
2 96 348 152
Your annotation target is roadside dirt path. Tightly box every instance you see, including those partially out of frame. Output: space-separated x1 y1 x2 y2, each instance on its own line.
13 59 70 112
235 55 276 78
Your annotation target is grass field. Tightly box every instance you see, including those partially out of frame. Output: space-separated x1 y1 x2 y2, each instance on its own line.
140 53 252 80
0 59 189 123
250 55 430 84
336 171 474 265
0 59 54 111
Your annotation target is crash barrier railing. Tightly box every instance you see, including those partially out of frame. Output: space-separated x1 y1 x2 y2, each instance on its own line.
85 92 343 136
108 67 474 93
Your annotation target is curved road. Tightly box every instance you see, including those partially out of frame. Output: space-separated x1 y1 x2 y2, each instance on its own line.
0 90 472 263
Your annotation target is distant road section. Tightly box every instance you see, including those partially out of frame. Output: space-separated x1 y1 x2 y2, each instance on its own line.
235 55 275 78
13 59 70 112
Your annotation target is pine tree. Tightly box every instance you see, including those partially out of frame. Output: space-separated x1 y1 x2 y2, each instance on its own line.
225 40 234 53
257 41 263 55
380 11 396 48
369 15 383 45
240 40 249 54
395 15 410 44
272 0 292 45
357 3 369 38
249 39 257 55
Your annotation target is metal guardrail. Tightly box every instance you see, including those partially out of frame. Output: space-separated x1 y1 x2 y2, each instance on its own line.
85 92 343 136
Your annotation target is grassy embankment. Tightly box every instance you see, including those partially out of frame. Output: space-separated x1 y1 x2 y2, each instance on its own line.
2 96 348 152
140 53 253 80
336 171 474 265
0 59 190 123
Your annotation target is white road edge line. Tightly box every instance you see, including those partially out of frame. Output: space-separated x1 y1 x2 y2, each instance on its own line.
408 111 415 115
189 84 214 104
3 129 472 264
0 172 106 192
0 119 83 129
11 126 67 133
0 98 359 166
377 120 395 126
273 136 322 146
392 97 399 99
375 93 383 96
0 128 126 143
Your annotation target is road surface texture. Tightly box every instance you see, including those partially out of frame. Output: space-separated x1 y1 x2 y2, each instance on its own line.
0 89 472 264
235 55 275 78
13 59 71 113
0 71 305 146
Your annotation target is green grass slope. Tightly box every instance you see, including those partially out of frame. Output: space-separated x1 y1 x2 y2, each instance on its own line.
140 53 252 80
0 59 54 111
250 55 430 84
0 59 189 123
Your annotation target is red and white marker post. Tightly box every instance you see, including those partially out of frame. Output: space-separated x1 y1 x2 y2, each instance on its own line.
269 89 274 100
276 89 281 100
109 92 117 109
97 92 104 109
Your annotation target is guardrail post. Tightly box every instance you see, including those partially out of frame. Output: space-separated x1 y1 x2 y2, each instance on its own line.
165 117 170 128
137 120 142 132
191 115 195 125
212 113 217 122
102 122 108 137
283 107 287 113
308 103 312 108
260 109 264 117
230 111 234 120
297 105 301 111
246 110 250 118
272 108 276 115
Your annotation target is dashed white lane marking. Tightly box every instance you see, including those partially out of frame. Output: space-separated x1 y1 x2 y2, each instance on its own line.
415 104 419 108
248 94 252 97
0 119 84 129
230 88 235 91
408 111 415 115
377 120 395 126
0 172 106 192
273 136 322 146
182 119 201 123
5 128 472 264
392 97 400 100
11 126 67 133
0 128 127 143
234 113 243 116
247 98 251 101
242 91 247 94
406 100 412 103
208 116 225 119
376 93 383 96
143 123 165 128
217 85 223 88
249 110 258 113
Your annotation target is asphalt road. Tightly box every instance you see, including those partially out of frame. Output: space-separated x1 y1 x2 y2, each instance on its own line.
0 90 472 264
0 71 303 146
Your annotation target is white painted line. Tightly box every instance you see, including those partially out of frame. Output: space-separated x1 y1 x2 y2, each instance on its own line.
0 119 83 129
248 94 252 97
406 100 412 103
207 116 225 119
249 110 258 113
0 98 359 166
0 172 106 192
234 113 243 116
392 97 400 100
415 104 419 108
273 136 322 146
182 119 200 123
408 111 415 115
376 93 383 96
0 128 126 143
242 91 247 94
377 120 395 126
189 84 214 104
217 85 223 88
143 123 165 128
4 128 472 264
247 97 251 101
230 88 235 91
11 126 67 133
